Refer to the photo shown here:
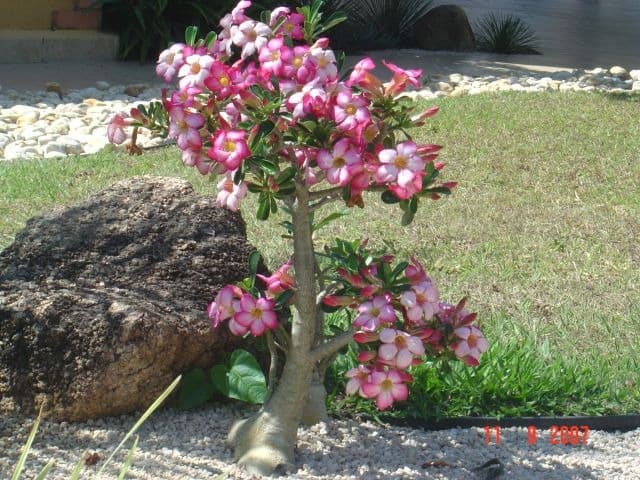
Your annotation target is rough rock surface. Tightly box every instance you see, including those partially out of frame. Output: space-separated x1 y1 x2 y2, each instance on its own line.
0 176 256 421
414 5 475 52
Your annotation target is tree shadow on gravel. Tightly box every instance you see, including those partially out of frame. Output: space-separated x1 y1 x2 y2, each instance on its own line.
296 421 602 479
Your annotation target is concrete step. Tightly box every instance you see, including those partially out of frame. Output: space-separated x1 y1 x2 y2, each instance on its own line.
51 10 102 30
0 30 118 63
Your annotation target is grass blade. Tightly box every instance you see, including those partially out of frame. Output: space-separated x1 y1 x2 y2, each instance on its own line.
94 375 181 478
11 405 43 480
117 435 139 480
33 459 56 480
68 452 86 480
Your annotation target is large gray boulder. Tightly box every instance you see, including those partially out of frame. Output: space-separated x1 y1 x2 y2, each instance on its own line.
414 5 475 52
0 176 256 420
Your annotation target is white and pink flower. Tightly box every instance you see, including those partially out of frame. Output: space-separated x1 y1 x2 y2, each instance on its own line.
452 326 488 366
361 369 410 410
156 43 185 82
377 328 425 369
333 90 370 131
168 107 204 150
345 365 371 397
257 261 295 297
400 280 439 323
353 295 396 331
216 173 248 211
376 141 425 187
316 138 362 186
231 20 271 59
207 285 242 328
233 293 279 336
208 129 251 171
178 54 214 89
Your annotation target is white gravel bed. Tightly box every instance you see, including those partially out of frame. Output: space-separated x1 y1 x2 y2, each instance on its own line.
1 404 638 479
0 65 639 162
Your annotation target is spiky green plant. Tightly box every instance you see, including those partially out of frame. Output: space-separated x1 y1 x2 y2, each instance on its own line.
324 0 434 50
474 12 541 55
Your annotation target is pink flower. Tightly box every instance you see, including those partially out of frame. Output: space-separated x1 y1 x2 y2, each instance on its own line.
258 37 288 77
361 369 409 410
156 43 185 82
204 61 238 98
106 113 131 144
168 87 201 108
309 40 337 83
345 365 371 396
216 173 248 211
376 141 425 187
178 54 214 89
287 83 328 119
282 45 316 83
231 20 271 59
257 261 294 297
452 326 488 366
405 257 428 284
346 57 382 93
333 90 370 131
208 285 241 328
234 293 278 336
400 280 440 323
377 328 425 369
168 108 204 150
208 129 251 171
316 138 362 186
181 148 212 175
382 60 422 96
353 295 396 331
271 8 304 40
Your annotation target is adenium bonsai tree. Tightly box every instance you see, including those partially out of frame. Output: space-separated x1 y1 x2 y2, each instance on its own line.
108 0 488 475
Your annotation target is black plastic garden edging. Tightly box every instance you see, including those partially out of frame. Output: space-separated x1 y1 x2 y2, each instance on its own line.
383 414 640 432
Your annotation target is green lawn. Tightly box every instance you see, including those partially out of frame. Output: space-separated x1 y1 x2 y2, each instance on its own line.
1 92 638 418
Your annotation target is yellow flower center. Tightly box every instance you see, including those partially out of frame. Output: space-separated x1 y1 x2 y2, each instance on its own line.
223 179 234 192
191 62 201 74
251 307 262 319
166 52 175 64
248 30 258 41
371 306 380 317
178 119 188 131
293 56 303 67
224 140 236 152
333 156 346 168
380 378 393 391
271 51 280 61
219 75 230 87
284 23 294 33
345 104 356 115
467 334 478 348
318 56 328 68
394 335 408 349
394 155 408 169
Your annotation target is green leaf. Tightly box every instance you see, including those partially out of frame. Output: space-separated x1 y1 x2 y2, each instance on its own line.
95 376 181 478
227 350 267 404
316 11 348 35
177 368 215 410
11 406 42 480
185 25 198 46
68 455 85 480
210 364 230 396
204 31 217 48
313 209 350 232
274 289 295 310
248 251 261 284
277 167 297 185
117 435 138 480
34 460 56 480
256 195 271 221
381 190 401 204
401 208 415 226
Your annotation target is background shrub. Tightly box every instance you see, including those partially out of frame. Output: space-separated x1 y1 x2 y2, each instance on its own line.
474 12 541 55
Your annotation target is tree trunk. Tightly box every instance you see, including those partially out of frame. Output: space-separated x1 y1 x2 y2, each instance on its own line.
226 183 326 475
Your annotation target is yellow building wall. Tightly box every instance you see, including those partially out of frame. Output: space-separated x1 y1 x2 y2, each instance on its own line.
0 0 76 29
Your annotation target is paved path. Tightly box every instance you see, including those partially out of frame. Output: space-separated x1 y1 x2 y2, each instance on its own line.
0 50 587 94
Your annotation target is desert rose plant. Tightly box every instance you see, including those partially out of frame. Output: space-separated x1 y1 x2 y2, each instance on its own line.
108 0 488 474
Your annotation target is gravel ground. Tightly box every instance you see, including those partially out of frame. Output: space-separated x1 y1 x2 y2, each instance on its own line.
1 404 638 479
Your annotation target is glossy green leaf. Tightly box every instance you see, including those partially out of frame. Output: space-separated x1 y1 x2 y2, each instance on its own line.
177 368 215 410
381 190 401 204
226 350 267 404
210 364 229 396
184 25 198 46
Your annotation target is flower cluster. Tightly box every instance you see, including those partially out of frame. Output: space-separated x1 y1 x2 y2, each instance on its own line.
323 246 488 410
108 0 453 214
